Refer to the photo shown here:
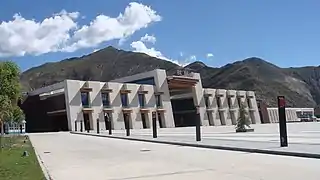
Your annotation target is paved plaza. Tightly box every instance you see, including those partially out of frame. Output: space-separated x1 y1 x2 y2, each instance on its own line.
78 122 320 156
30 131 320 180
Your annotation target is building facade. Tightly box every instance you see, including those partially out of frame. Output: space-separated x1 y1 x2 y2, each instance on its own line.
265 108 315 123
21 69 261 132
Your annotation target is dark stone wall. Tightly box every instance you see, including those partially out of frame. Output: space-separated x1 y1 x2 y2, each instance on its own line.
20 94 68 132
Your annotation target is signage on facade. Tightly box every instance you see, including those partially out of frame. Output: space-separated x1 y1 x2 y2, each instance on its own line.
175 69 194 77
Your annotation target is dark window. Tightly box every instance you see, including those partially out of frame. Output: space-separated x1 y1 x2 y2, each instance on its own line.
247 98 251 108
155 95 161 107
138 94 145 107
81 92 90 107
121 94 128 107
227 98 232 108
216 97 221 108
205 97 210 107
127 77 155 85
101 93 110 107
237 98 241 108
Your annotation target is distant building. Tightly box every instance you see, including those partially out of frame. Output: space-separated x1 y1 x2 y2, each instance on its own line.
20 69 261 132
257 101 315 123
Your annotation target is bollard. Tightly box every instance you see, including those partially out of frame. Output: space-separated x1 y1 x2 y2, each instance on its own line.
196 107 201 141
75 121 77 132
96 119 100 134
125 118 130 136
196 117 201 141
278 96 288 147
108 120 112 135
80 121 83 132
152 112 157 138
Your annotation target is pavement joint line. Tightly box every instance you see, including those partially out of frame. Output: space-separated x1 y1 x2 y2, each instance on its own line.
29 136 54 180
106 168 214 180
70 131 320 160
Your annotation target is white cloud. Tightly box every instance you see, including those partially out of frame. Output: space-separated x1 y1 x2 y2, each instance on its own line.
130 40 164 59
0 2 161 57
64 3 161 52
190 55 197 61
140 34 156 44
130 35 189 66
207 53 214 58
0 12 78 56
179 52 184 57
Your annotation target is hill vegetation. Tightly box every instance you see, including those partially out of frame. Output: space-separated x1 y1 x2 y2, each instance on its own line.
20 46 320 107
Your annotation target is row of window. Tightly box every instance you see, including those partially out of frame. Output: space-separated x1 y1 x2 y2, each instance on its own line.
81 92 162 108
204 96 253 109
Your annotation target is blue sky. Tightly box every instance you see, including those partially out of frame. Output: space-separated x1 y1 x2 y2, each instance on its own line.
1 0 320 71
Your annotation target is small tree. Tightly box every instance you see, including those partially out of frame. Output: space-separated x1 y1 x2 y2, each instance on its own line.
236 102 251 132
11 105 25 124
0 61 22 150
0 96 12 134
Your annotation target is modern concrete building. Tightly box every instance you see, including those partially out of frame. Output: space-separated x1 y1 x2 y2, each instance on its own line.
21 69 261 132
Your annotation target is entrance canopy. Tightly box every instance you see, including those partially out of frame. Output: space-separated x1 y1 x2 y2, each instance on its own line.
167 76 199 90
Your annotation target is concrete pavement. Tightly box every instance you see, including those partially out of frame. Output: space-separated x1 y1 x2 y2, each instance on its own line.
75 122 320 158
30 132 320 180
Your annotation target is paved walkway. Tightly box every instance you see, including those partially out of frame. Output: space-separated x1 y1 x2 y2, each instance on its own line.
30 132 320 180
79 122 320 158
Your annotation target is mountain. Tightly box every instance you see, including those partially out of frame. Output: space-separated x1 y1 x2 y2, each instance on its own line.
186 58 315 107
20 46 179 90
20 46 320 108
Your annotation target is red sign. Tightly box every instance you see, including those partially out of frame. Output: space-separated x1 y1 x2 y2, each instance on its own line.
278 96 285 108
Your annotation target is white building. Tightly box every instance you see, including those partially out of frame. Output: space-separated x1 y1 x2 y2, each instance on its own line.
21 69 261 132
266 108 315 123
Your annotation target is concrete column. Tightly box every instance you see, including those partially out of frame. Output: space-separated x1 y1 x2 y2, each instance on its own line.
191 73 209 126
217 89 232 125
227 90 238 125
154 70 175 128
106 82 125 130
64 80 85 131
213 111 222 126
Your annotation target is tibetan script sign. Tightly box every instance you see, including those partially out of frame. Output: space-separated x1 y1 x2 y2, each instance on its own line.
175 69 194 77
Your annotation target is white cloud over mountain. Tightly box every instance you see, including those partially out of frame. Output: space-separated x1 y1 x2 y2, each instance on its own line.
0 2 161 57
130 34 195 66
140 34 156 44
207 53 214 58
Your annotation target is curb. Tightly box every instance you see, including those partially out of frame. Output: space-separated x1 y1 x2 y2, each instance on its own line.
71 132 320 159
29 135 53 180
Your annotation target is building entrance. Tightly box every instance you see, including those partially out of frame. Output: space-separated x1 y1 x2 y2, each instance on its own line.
171 98 199 127
50 114 69 131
